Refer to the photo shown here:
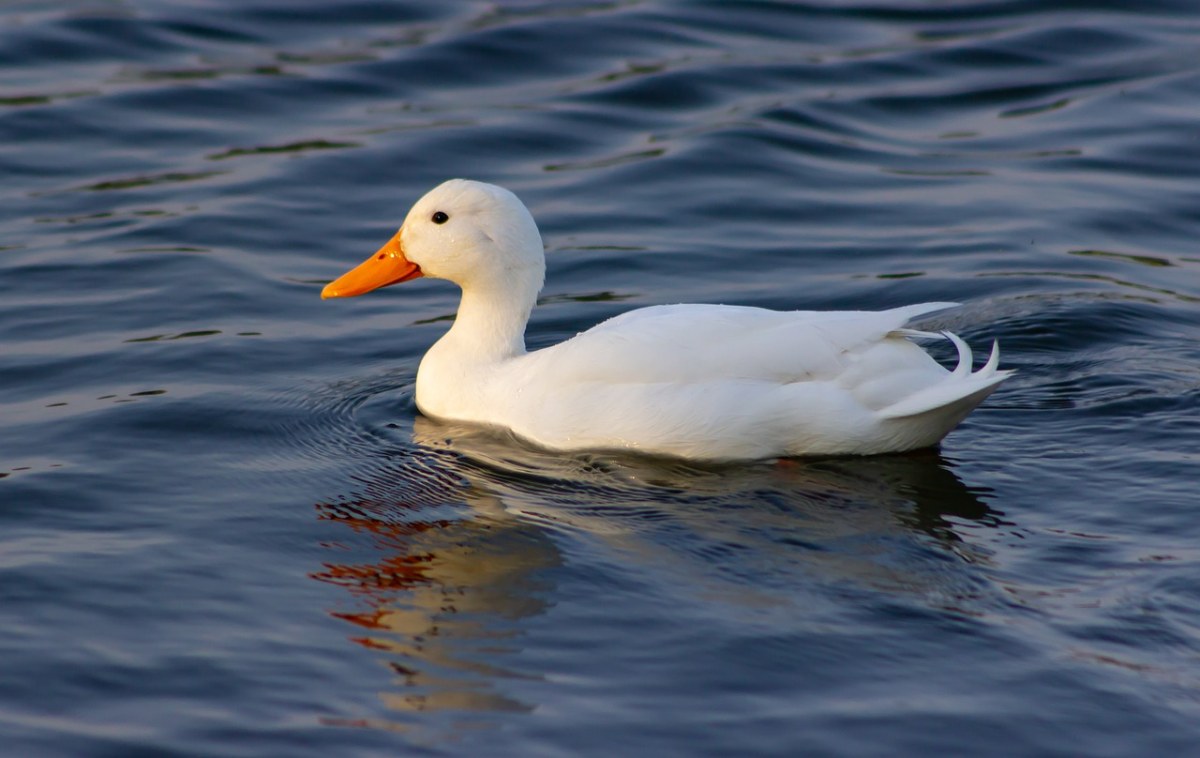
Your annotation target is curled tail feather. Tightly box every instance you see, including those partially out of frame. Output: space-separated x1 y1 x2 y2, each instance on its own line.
879 331 1012 420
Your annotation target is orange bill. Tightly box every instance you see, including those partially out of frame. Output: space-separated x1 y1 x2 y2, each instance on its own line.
321 233 423 299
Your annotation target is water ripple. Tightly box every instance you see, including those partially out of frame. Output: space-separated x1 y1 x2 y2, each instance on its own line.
3 0 1200 754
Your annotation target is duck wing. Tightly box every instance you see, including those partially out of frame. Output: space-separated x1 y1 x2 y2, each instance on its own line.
532 301 961 386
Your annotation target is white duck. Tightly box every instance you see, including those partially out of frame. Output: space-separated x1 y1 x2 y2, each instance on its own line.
322 179 1012 460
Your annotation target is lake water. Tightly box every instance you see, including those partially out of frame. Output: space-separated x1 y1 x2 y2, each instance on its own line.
2 1 1199 755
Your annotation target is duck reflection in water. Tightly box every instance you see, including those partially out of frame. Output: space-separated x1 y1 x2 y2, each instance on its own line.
314 414 1007 728
314 469 559 719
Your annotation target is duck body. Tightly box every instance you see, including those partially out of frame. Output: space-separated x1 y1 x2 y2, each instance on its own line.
323 179 1012 461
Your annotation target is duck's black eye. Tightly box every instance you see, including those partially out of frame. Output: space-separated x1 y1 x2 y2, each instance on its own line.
432 211 449 225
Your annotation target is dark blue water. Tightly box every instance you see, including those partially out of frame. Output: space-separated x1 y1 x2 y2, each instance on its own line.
3 1 1199 755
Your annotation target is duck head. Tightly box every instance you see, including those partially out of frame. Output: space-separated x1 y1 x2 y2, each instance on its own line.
321 179 545 299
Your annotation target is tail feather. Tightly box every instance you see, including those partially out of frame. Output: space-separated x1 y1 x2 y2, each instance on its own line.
894 328 941 340
879 332 1013 420
944 330 972 379
982 339 1000 376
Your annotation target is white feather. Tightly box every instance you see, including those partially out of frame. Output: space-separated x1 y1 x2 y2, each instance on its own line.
327 180 1014 460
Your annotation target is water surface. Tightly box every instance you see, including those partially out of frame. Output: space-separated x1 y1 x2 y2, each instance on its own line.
2 1 1199 755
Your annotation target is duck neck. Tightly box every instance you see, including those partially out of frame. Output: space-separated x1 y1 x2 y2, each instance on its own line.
441 270 540 363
